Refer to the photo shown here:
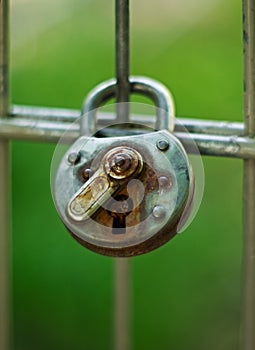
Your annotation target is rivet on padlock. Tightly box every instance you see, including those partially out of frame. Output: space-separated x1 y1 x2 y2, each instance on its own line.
53 76 194 257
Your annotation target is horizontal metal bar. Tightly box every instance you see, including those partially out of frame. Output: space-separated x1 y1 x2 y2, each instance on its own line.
176 132 255 159
9 105 244 136
10 105 80 122
178 118 244 136
99 128 255 159
0 105 253 159
0 116 78 142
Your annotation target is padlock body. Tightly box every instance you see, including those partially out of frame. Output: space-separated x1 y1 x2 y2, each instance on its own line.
53 130 194 257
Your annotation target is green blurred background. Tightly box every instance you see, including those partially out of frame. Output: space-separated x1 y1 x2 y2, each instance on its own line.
11 0 243 349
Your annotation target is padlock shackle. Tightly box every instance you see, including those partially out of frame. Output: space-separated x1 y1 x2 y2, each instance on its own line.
80 76 175 136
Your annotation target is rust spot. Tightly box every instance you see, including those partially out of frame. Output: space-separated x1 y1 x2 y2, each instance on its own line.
93 162 159 231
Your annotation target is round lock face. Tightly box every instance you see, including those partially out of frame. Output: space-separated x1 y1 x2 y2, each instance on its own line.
52 130 194 257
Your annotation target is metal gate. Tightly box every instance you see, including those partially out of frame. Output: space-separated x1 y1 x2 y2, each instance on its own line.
1 0 255 349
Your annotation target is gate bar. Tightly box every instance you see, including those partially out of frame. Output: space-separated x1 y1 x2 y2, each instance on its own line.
0 1 254 349
114 258 131 350
3 105 246 136
0 114 254 159
242 1 255 349
116 0 130 123
0 0 11 350
115 2 131 350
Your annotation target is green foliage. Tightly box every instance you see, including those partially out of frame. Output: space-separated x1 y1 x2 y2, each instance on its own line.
12 0 242 349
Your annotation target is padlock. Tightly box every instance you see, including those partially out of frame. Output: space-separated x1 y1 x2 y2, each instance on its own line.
53 76 194 257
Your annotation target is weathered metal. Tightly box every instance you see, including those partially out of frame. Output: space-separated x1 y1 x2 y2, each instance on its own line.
8 105 245 136
115 3 131 349
242 1 255 349
53 129 194 256
0 1 11 350
0 0 254 348
0 109 253 159
116 0 130 123
80 76 175 135
53 74 195 256
114 258 131 350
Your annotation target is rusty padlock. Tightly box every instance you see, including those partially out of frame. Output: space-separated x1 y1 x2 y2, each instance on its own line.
53 76 194 257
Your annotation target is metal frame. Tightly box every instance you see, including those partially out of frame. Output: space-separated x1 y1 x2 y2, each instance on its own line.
0 1 11 350
0 107 254 158
1 0 255 349
242 1 255 349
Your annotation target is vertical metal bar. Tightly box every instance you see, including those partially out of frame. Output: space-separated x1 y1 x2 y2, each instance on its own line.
115 2 131 350
242 1 255 349
0 0 11 350
0 142 10 350
114 258 131 350
115 0 130 123
0 0 11 343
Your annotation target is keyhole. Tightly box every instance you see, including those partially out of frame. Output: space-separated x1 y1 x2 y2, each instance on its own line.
107 195 133 234
112 214 127 234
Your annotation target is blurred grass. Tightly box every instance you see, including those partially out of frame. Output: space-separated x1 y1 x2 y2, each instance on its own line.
11 0 243 349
